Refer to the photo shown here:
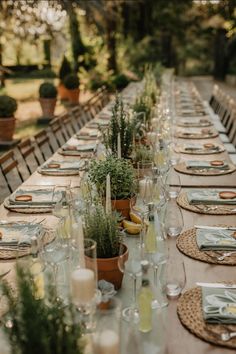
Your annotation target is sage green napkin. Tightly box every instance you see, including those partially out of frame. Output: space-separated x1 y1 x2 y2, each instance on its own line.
9 187 59 206
41 160 84 172
202 287 236 323
0 223 42 246
184 144 220 152
186 161 229 170
196 229 236 251
187 189 236 205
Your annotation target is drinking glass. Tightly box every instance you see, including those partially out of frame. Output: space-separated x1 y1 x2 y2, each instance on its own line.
164 168 181 199
52 185 71 218
41 226 69 287
93 298 121 354
137 161 153 179
118 240 142 322
165 254 186 299
165 197 184 237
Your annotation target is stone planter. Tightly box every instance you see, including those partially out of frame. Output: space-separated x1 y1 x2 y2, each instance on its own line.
111 196 136 219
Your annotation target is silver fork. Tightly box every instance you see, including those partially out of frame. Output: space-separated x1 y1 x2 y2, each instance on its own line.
220 331 236 341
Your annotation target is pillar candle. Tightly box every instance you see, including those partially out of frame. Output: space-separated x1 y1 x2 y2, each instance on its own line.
71 268 95 305
105 174 111 214
117 133 121 159
94 329 119 354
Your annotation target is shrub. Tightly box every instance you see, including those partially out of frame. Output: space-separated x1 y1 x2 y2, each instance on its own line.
0 95 17 117
111 73 130 90
39 82 57 99
63 74 80 90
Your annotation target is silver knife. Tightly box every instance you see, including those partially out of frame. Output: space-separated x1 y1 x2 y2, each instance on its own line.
196 282 236 289
194 225 236 231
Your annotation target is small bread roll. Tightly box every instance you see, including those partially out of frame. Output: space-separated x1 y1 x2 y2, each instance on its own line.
219 191 236 199
204 143 214 149
15 195 32 202
48 163 60 169
210 160 224 166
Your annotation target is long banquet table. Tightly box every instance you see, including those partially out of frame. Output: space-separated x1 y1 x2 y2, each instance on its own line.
0 80 236 354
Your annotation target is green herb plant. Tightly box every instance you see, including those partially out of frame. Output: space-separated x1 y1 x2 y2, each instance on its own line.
102 95 133 159
84 203 122 258
2 267 83 354
132 145 154 164
88 156 135 200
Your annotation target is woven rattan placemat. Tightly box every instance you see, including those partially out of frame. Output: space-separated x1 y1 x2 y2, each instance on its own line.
177 228 236 265
174 163 236 176
0 229 54 260
175 145 225 155
177 287 236 349
175 131 219 139
4 198 52 214
177 192 236 215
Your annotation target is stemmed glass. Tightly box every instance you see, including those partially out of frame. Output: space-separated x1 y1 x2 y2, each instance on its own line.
118 240 142 322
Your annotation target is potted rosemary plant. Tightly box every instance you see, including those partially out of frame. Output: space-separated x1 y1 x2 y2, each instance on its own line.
84 203 128 289
39 82 57 119
88 156 136 218
102 95 134 159
0 95 17 141
2 267 84 354
63 73 80 104
132 145 154 168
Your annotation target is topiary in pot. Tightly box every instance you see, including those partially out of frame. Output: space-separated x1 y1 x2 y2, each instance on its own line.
63 73 80 104
39 82 57 119
58 56 72 100
88 156 136 218
0 95 17 141
84 203 128 289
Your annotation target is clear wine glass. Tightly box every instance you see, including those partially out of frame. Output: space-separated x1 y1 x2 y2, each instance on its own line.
118 240 142 322
164 168 181 199
165 197 184 237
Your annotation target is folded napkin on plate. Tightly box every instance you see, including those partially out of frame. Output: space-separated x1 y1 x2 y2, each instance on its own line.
187 189 236 205
9 188 58 206
63 143 96 152
41 160 84 171
0 223 42 247
202 287 236 323
186 161 229 170
196 229 236 251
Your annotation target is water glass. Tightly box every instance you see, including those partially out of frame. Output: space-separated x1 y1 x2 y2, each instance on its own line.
52 185 71 218
165 255 186 299
164 168 181 199
93 298 121 354
137 161 154 179
165 197 184 237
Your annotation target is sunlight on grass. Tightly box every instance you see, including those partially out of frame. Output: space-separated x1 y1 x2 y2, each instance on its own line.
14 122 47 140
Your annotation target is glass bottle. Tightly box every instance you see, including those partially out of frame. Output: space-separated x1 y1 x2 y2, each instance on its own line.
144 203 157 254
138 260 153 333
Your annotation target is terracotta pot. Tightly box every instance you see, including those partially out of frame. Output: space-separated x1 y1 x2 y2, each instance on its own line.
58 83 69 100
0 116 16 141
67 88 80 104
96 244 128 290
39 98 57 118
111 196 135 219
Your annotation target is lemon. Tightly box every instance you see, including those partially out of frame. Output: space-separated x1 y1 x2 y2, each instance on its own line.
130 210 142 224
123 220 142 235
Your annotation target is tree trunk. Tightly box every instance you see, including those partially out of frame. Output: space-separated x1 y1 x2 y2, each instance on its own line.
213 29 228 81
43 39 51 68
161 31 173 67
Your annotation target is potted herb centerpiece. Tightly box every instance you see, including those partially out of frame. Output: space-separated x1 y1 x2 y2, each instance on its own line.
0 95 17 141
63 73 80 104
88 156 136 219
39 82 57 119
84 203 128 289
102 95 134 159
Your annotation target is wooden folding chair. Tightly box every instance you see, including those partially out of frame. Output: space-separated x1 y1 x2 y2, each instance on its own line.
17 138 41 174
34 130 54 161
59 113 76 138
49 119 67 148
0 150 24 194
